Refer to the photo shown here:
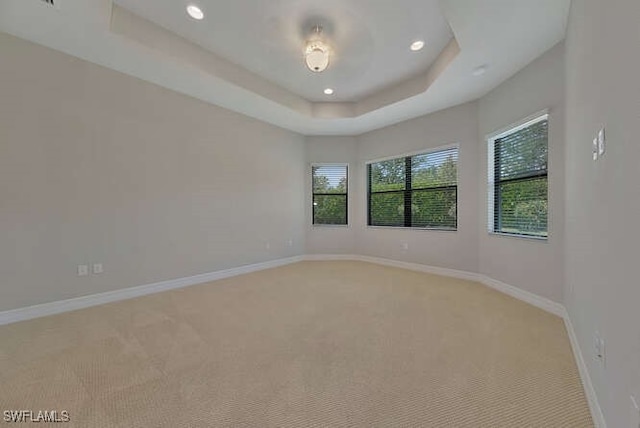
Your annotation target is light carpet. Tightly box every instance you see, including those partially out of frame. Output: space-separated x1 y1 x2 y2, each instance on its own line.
0 261 592 427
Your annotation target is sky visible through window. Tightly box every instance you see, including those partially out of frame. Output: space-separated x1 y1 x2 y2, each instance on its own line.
314 166 345 188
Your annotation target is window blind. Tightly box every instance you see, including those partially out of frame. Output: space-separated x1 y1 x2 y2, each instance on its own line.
368 147 458 229
492 118 548 237
312 165 348 225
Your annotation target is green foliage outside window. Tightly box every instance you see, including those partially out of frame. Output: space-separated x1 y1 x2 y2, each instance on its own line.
368 148 458 229
492 118 548 237
313 166 348 225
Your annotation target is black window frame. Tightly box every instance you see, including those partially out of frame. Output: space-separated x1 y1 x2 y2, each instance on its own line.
367 147 458 230
489 114 549 239
312 164 348 226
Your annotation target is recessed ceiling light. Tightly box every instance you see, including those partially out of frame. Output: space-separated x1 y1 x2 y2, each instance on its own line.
472 65 489 76
324 88 334 95
410 40 425 51
186 4 204 20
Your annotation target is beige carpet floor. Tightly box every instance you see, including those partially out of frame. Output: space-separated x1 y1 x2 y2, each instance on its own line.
0 261 592 427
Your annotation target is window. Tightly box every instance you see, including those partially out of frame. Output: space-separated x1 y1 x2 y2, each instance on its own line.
488 114 548 238
367 147 458 229
312 164 348 225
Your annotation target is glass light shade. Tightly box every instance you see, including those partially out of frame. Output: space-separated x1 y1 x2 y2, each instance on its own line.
305 41 330 72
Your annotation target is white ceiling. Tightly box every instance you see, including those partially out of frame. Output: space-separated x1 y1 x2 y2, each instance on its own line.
0 0 571 135
114 0 454 103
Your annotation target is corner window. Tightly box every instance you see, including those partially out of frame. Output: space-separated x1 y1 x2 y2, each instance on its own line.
488 114 548 238
312 164 348 225
367 147 458 229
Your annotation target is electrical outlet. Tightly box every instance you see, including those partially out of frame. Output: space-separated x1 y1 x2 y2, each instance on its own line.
92 263 104 274
77 265 89 276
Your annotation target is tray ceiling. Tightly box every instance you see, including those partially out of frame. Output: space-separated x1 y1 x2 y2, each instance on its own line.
0 0 570 135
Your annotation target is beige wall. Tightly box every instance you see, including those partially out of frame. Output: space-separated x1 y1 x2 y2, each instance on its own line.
4 9 639 425
355 102 480 273
477 42 565 303
0 33 306 311
306 44 566 304
564 0 640 426
305 136 357 254
4 14 638 426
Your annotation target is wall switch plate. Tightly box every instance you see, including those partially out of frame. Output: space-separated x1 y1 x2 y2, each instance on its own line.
593 137 599 161
401 242 409 251
92 263 103 274
631 395 639 428
287 239 293 247
598 128 606 156
77 265 89 276
265 242 271 250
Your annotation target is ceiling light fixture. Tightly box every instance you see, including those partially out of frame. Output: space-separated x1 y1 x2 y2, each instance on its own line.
305 26 330 73
472 64 489 76
410 40 425 51
324 88 334 95
186 4 204 20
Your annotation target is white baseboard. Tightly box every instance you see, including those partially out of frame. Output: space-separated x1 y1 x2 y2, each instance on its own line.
304 254 480 281
0 253 559 326
563 314 607 428
0 252 605 427
303 254 605 427
0 255 304 325
304 254 561 315
303 254 359 262
478 275 566 318
356 255 481 282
